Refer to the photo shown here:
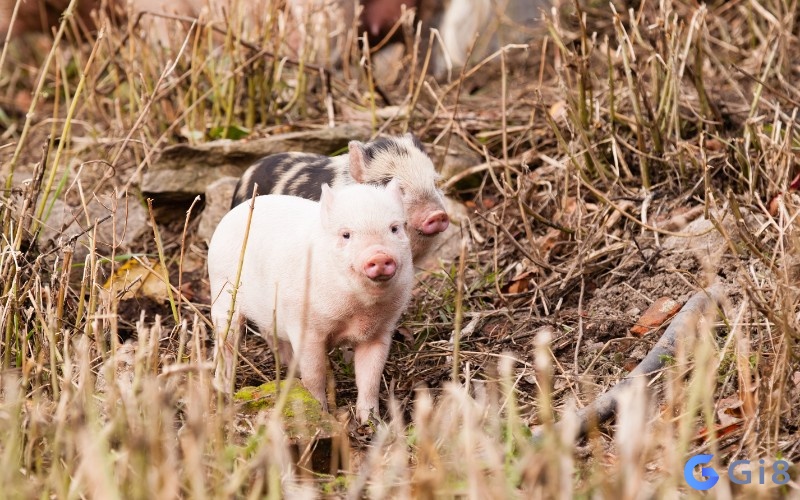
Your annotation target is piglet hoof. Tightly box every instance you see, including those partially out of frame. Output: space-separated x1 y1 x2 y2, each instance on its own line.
348 411 381 442
350 406 383 437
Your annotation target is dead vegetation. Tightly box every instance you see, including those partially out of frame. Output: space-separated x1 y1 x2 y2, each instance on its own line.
1 0 799 497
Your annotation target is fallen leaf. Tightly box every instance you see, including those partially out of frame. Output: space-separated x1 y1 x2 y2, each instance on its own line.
716 395 744 426
506 276 530 294
503 267 536 294
694 421 743 443
623 360 639 372
481 196 498 209
395 326 415 345
630 297 683 336
509 268 534 282
705 138 724 151
768 193 782 216
103 258 171 303
768 174 800 216
534 228 562 254
14 90 32 112
179 282 195 301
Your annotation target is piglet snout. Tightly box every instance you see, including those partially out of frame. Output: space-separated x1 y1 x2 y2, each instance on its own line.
363 253 397 281
421 211 450 235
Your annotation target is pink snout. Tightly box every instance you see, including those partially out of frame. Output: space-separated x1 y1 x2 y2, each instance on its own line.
421 211 450 235
363 253 397 281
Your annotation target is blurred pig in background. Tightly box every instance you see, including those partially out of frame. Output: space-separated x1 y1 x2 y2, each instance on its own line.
1 0 546 78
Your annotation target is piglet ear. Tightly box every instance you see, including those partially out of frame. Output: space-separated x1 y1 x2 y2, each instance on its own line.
385 178 405 208
404 132 425 152
348 141 368 183
320 183 335 225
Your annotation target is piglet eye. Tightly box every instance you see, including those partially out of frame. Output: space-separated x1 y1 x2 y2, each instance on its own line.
342 232 351 240
391 225 400 234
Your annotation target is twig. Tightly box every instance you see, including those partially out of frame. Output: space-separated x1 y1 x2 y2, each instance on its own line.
533 283 727 441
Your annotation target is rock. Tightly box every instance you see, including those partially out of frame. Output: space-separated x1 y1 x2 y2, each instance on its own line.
372 43 406 88
431 137 482 181
142 126 372 203
662 209 742 254
443 195 470 226
38 191 149 265
197 176 238 244
235 381 346 473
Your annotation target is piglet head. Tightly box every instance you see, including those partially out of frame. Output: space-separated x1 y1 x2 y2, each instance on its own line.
348 138 449 238
319 180 411 288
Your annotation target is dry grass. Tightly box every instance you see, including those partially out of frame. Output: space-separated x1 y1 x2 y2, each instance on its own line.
1 0 799 497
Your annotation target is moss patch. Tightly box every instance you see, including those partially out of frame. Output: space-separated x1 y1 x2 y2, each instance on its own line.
235 381 340 440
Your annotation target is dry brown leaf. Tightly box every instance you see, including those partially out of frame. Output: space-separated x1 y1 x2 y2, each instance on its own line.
705 138 724 151
103 258 170 303
506 277 530 294
535 228 562 255
630 297 682 337
694 422 743 444
716 395 744 426
396 326 415 345
481 196 498 209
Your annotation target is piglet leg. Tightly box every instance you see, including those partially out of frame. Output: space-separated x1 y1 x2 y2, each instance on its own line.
298 336 330 412
353 335 392 423
212 315 243 394
263 328 295 369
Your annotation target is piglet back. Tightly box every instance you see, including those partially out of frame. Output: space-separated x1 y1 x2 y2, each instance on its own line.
231 153 347 209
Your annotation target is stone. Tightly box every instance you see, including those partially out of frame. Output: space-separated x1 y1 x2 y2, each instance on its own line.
38 191 149 265
431 137 483 181
197 176 238 244
142 125 372 202
235 381 346 473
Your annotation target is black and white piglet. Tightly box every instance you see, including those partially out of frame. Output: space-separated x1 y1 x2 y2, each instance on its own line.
231 134 449 262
